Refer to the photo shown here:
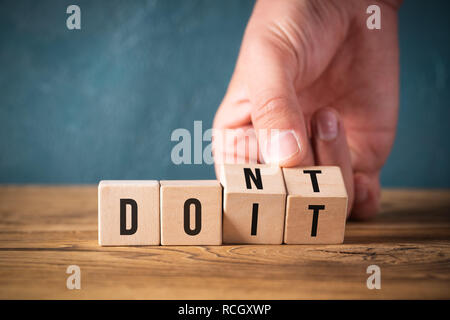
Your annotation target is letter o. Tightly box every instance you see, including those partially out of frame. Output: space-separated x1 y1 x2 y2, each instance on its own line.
184 198 201 235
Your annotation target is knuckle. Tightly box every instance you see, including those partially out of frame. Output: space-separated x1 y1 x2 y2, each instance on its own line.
252 96 292 128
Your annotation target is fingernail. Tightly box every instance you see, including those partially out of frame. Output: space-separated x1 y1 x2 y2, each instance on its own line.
315 109 339 141
265 130 301 164
355 182 368 204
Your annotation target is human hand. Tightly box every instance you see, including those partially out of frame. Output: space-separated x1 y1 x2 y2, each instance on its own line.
213 0 400 219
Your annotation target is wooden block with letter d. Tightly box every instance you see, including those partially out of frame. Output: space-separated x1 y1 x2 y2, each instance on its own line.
160 180 222 245
282 166 348 244
98 180 160 246
220 164 287 244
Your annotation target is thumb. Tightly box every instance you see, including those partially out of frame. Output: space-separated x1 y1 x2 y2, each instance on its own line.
244 43 313 167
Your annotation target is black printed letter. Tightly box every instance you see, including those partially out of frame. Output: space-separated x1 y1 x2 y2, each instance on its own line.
251 203 259 236
184 198 202 235
120 199 138 235
244 168 263 189
308 205 325 237
303 170 322 192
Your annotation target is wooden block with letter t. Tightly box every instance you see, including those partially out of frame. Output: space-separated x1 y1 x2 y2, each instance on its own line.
220 164 287 244
160 180 222 245
98 180 160 246
282 166 348 244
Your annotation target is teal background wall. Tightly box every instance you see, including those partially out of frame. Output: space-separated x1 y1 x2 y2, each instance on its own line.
0 0 449 187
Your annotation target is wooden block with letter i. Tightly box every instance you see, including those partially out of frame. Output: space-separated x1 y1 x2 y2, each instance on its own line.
160 180 222 245
282 166 348 244
98 180 160 246
220 164 287 244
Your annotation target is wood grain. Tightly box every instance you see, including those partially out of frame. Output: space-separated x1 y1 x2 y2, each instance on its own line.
0 186 449 299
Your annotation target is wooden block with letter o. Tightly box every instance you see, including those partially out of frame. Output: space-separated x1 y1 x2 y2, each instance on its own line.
220 164 287 244
160 180 222 245
98 180 160 246
282 166 348 244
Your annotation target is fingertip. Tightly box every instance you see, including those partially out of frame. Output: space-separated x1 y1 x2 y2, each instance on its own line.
313 107 340 142
272 148 309 167
262 129 314 167
312 107 354 217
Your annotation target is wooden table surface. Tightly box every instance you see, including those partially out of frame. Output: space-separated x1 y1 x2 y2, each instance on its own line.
0 186 449 299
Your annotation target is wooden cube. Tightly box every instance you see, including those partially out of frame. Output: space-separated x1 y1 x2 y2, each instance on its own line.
282 166 348 244
220 164 286 244
160 180 222 245
98 180 160 246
